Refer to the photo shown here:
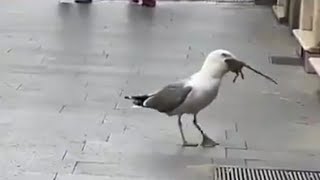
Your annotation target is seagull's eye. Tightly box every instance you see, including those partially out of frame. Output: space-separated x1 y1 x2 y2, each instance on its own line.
221 53 230 58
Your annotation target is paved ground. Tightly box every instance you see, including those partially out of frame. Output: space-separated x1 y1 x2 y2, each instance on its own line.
1 0 320 179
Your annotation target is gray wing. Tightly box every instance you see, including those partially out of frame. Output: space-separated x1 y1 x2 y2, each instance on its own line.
144 81 192 113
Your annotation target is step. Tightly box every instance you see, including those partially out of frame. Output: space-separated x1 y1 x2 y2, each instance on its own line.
272 5 286 23
293 29 320 53
309 57 320 76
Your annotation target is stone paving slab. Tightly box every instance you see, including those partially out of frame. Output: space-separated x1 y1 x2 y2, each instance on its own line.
0 145 75 177
72 154 212 179
227 148 320 162
66 141 226 159
56 174 167 180
212 158 246 166
6 172 55 180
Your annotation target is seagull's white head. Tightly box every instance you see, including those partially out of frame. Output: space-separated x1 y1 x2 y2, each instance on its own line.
200 49 279 84
200 49 237 78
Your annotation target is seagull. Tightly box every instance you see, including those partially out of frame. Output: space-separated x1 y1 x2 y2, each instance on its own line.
125 49 277 147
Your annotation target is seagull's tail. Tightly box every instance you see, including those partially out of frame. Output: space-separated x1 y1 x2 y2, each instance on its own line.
124 95 150 107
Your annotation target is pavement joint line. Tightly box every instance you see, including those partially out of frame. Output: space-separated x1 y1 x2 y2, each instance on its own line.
225 147 228 158
225 130 228 140
105 134 111 142
113 101 120 110
53 172 58 180
104 54 110 66
84 81 89 88
118 88 124 97
211 159 215 180
59 105 66 113
36 45 42 50
70 140 84 144
226 146 248 151
224 138 248 151
105 53 109 60
4 82 13 88
101 112 108 124
62 150 68 161
71 161 79 174
40 56 46 64
76 161 108 165
81 140 87 152
235 122 238 132
201 51 206 57
123 125 128 134
16 84 22 91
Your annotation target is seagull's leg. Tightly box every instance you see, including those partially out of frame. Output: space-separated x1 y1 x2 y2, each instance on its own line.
178 115 186 143
193 114 219 148
178 115 198 147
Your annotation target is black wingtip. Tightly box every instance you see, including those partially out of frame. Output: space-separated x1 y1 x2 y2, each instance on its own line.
124 96 130 99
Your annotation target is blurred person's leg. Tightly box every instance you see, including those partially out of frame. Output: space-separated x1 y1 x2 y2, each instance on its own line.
142 0 155 7
75 0 92 3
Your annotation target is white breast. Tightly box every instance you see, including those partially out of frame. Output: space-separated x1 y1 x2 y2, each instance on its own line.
169 72 221 115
